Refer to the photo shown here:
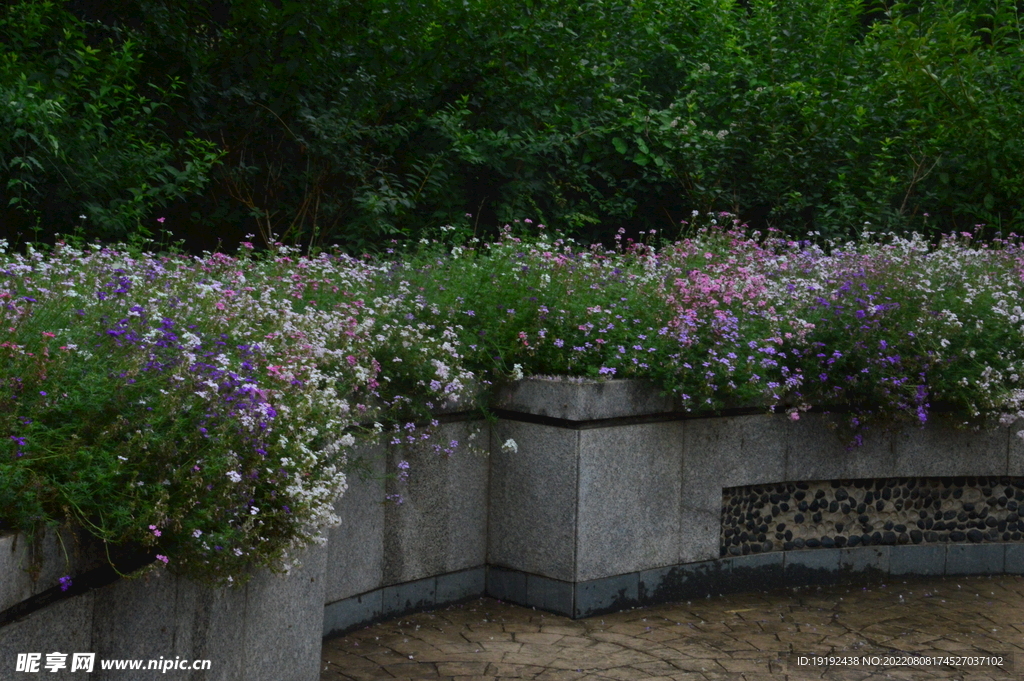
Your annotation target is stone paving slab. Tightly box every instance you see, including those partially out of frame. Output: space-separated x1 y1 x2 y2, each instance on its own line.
321 575 1024 680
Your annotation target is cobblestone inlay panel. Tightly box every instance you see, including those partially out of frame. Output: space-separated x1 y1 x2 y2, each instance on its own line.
722 476 1024 557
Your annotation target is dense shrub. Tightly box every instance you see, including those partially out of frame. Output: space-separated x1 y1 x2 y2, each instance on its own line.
3 0 1023 249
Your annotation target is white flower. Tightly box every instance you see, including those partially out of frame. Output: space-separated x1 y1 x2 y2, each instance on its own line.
226 471 242 483
250 506 259 515
501 438 518 454
511 364 524 380
339 433 356 447
192 529 203 538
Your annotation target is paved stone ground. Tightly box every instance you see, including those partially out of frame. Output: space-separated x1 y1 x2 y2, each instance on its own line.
321 574 1024 680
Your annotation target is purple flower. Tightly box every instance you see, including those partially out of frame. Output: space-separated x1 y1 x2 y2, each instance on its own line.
59 575 72 592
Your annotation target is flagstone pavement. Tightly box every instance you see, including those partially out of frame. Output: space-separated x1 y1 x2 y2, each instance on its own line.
321 574 1024 681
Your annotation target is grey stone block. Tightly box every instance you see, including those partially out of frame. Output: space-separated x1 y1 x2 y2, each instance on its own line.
682 414 787 494
1010 421 1024 476
0 591 94 681
487 420 577 581
728 552 784 593
945 544 1005 576
243 542 327 681
172 577 247 681
494 377 675 421
784 413 895 480
0 530 104 614
575 573 639 618
384 420 489 585
678 508 721 564
575 423 683 581
639 560 731 602
839 546 890 578
525 574 574 616
1004 544 1024 575
435 567 485 605
890 545 946 576
323 591 383 638
893 420 1008 477
485 567 526 605
0 533 32 614
381 577 436 618
325 444 385 603
784 549 841 586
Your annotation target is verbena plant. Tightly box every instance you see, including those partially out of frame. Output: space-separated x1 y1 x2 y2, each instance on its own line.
2 220 1023 583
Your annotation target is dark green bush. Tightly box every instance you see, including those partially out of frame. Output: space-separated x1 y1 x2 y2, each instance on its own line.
3 0 1023 248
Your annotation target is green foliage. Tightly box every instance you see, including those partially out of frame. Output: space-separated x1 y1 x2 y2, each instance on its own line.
4 0 1024 246
0 0 221 240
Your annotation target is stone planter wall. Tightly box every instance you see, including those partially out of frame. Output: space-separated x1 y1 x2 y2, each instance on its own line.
5 378 1024 678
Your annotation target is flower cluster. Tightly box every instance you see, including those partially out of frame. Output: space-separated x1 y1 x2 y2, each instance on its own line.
0 239 474 584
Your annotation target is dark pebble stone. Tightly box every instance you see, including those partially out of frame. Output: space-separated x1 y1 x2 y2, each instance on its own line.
857 503 868 514
836 522 845 533
925 531 939 542
758 524 769 534
1009 512 1020 522
834 536 847 548
1013 523 1021 532
952 488 964 499
796 482 809 490
1016 491 1024 502
911 489 920 500
795 491 806 501
958 522 967 530
882 531 897 545
841 503 851 514
809 500 819 512
898 532 910 544
770 493 781 504
933 500 942 509
785 530 793 541
1015 532 1023 540
815 489 826 499
757 533 767 542
763 541 774 552
750 543 762 554
848 535 861 547
806 538 821 548
999 496 1009 506
828 501 838 513
865 491 875 503
934 522 946 531
894 524 907 532
941 489 952 499
793 538 805 548
863 533 875 545
986 516 999 528
988 498 999 507
1008 500 1018 512
1006 487 1015 497
875 500 886 511
910 530 923 543
820 537 835 548
882 488 892 501
721 547 730 557
777 523 786 532
760 493 770 504
999 521 1008 532
958 511 969 522
775 532 785 540
780 503 790 512
740 532 749 542
783 541 796 550
894 500 904 511
944 510 957 520
732 536 742 546
798 501 809 512
884 520 895 531
725 528 735 537
963 502 975 512
917 520 927 530
835 489 848 501
978 507 988 519
982 486 993 496
743 543 752 555
1003 532 1012 541
967 529 984 543
919 510 929 519
728 546 742 556
772 505 781 516
794 514 805 524
812 513 823 523
950 531 966 542
872 531 882 543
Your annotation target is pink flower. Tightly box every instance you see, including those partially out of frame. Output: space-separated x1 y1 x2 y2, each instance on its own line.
157 217 166 223
149 525 161 537
155 554 169 565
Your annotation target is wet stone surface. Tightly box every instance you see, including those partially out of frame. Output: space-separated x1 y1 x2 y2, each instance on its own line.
321 574 1024 680
722 477 1024 556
